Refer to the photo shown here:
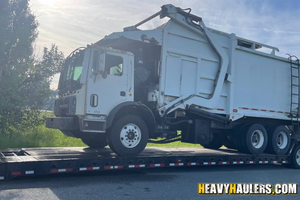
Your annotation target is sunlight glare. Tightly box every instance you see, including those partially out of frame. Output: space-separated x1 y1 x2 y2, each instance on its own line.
38 0 60 6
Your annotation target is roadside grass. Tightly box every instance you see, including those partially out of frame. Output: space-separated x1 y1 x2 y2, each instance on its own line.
0 126 200 150
0 111 200 149
0 125 85 150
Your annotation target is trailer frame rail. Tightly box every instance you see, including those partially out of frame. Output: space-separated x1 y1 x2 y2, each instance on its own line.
0 147 293 181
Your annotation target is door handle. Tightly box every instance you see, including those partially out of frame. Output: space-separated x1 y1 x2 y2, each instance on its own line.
120 91 126 96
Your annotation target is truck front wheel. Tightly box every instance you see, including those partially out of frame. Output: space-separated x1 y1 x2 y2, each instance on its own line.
108 115 149 156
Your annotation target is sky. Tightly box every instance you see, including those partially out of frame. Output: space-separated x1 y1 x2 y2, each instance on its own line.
29 0 300 89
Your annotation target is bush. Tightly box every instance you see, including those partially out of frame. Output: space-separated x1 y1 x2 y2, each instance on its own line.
0 111 85 150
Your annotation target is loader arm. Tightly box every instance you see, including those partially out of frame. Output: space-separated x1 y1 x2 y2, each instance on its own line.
158 4 229 115
124 4 229 115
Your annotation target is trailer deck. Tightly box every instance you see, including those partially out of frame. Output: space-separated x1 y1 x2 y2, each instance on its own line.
0 147 291 181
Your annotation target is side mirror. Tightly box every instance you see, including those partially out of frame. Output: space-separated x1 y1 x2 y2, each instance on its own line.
92 49 105 76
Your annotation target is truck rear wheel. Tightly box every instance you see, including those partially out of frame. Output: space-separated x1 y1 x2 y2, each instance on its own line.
108 115 149 156
81 135 108 148
266 126 291 155
241 124 268 155
236 125 250 153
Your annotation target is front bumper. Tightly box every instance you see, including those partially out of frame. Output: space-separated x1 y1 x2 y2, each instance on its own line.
46 117 77 130
46 117 106 133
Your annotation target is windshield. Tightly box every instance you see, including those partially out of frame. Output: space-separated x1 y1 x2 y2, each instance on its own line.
58 49 84 94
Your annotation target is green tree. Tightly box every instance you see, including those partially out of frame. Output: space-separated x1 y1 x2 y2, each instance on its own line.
0 0 38 133
23 44 64 110
0 0 64 135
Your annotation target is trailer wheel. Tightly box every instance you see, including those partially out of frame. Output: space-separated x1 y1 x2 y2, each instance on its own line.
242 124 268 155
266 126 291 155
291 144 300 169
81 135 108 148
108 115 149 156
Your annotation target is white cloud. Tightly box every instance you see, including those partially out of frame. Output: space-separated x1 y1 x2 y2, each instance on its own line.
30 0 300 89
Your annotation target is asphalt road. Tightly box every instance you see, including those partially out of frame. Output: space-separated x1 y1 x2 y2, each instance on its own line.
0 164 299 200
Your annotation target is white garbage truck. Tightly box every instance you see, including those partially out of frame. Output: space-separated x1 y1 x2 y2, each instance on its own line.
46 4 300 156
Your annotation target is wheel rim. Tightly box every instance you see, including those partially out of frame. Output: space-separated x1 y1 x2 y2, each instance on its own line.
276 131 288 149
251 130 264 149
296 149 300 166
120 123 141 148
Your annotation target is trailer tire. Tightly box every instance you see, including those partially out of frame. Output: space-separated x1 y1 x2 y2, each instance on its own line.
81 135 108 148
291 144 300 169
108 115 149 156
266 126 291 155
242 124 268 155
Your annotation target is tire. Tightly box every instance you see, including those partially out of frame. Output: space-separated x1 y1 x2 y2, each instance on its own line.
108 115 149 156
241 124 268 155
81 134 108 148
202 132 223 149
266 126 291 155
236 125 250 153
106 128 117 153
230 125 249 153
291 144 300 169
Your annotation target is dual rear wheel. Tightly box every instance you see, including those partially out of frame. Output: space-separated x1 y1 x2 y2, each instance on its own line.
239 124 268 154
266 126 291 155
204 124 291 155
237 124 291 155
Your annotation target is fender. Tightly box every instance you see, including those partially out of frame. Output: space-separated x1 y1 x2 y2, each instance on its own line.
106 101 156 136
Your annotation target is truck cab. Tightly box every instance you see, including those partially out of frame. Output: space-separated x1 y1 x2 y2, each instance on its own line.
55 47 134 131
47 34 163 156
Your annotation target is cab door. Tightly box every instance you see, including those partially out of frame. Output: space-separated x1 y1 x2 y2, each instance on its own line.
86 49 134 115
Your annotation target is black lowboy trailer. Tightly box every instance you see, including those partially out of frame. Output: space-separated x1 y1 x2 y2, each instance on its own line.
1 145 300 181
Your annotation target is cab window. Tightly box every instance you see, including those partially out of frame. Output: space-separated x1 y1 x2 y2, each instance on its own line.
105 54 123 76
